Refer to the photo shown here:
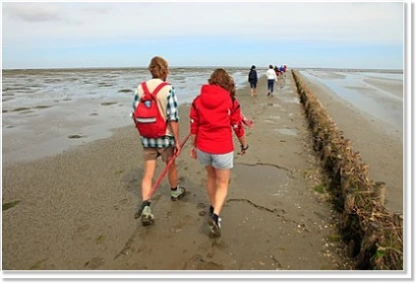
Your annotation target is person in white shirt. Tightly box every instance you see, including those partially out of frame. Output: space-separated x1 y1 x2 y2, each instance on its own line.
266 65 277 96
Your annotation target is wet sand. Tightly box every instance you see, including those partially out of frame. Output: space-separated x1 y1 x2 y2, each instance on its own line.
2 71 401 271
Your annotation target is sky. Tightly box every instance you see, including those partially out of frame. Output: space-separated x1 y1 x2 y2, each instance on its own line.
1 1 406 70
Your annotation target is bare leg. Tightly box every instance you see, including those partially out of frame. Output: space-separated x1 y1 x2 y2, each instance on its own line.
213 168 230 215
141 159 157 201
167 160 178 188
205 165 217 207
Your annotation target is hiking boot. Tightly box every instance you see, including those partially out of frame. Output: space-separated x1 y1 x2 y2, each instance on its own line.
140 205 155 226
208 215 221 238
171 186 186 201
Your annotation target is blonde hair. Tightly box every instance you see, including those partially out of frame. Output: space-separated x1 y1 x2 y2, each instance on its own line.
208 68 236 97
148 56 169 79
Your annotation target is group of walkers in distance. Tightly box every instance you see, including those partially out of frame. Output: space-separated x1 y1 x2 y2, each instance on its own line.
248 64 287 97
131 56 250 238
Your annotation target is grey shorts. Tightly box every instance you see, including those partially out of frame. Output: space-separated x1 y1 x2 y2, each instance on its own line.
196 148 234 169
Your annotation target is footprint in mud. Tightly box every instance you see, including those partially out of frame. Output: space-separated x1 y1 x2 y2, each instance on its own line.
76 224 90 233
197 202 206 209
114 198 128 209
183 254 224 270
84 257 105 269
197 202 207 216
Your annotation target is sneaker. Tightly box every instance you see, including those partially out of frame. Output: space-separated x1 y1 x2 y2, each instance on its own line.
134 201 147 219
208 215 222 238
140 205 155 226
171 186 187 201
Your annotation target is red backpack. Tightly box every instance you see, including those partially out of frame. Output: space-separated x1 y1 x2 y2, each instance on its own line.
133 82 169 138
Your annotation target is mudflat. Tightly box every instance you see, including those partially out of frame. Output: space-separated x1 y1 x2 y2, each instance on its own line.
3 71 402 271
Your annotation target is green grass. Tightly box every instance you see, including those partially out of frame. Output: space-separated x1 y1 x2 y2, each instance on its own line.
2 200 21 211
12 107 31 112
96 235 105 244
34 105 52 109
328 234 341 242
68 134 83 139
313 184 325 193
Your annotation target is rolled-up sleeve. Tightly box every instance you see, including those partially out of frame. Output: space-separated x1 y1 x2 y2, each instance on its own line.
231 99 245 138
131 88 139 117
189 98 199 135
166 86 179 122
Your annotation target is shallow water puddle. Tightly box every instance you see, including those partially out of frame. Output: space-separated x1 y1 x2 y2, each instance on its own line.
275 128 298 136
260 103 280 107
234 164 289 194
269 115 281 120
263 115 281 123
280 97 300 104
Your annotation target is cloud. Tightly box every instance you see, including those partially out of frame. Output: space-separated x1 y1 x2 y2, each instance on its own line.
3 2 62 22
2 2 403 46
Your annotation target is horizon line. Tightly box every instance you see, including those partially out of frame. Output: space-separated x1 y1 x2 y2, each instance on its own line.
1 66 404 72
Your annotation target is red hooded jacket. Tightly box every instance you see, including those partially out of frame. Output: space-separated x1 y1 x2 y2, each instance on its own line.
190 84 245 154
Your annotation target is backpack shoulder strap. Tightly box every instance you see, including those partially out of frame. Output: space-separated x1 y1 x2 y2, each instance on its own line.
150 82 170 99
140 82 150 97
140 82 170 99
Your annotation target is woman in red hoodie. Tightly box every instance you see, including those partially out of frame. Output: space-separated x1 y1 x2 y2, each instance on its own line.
189 68 249 237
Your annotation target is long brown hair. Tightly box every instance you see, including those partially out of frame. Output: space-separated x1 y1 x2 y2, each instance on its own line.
208 68 236 98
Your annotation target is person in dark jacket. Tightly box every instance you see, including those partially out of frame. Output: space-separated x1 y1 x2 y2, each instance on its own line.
189 68 249 238
248 65 258 97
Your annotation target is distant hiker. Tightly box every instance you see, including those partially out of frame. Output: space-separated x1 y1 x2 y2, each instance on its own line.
189 68 249 238
266 65 277 96
248 65 258 97
274 66 280 77
131 56 186 226
279 65 287 77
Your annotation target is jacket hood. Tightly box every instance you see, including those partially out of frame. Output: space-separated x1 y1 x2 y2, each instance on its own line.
199 84 230 109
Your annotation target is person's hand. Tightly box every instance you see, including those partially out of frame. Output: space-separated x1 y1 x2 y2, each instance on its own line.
174 142 181 156
190 147 197 159
239 144 249 155
243 118 254 128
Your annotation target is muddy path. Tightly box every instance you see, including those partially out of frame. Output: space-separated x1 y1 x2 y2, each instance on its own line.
2 75 350 270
